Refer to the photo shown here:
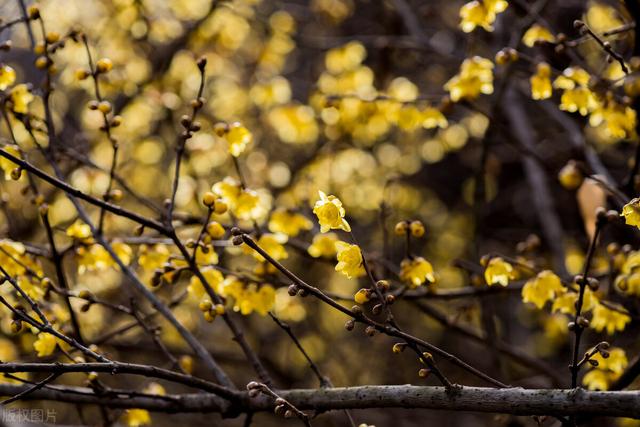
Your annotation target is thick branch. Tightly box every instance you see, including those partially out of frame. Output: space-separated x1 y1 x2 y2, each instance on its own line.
2 384 640 419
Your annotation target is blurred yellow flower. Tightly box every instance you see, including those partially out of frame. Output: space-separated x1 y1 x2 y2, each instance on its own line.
0 145 21 180
225 122 253 157
445 57 494 102
484 257 514 286
268 104 319 144
9 84 34 114
522 24 556 47
325 41 366 74
422 107 448 129
66 219 92 240
250 76 291 108
212 177 264 221
551 288 595 315
589 102 637 139
459 0 508 33
224 281 276 316
308 232 339 258
0 65 16 90
188 267 224 300
335 241 364 278
591 303 631 335
553 67 597 116
583 347 627 390
530 62 552 100
247 233 289 263
138 244 171 271
33 333 57 357
621 198 640 229
522 270 564 309
313 191 351 233
268 208 313 237
124 409 151 427
400 257 435 288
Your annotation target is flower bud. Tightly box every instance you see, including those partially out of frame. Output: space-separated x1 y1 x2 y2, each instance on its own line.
202 192 216 207
394 221 409 235
199 300 212 312
214 200 228 214
409 220 425 237
96 58 113 73
344 319 355 331
558 161 583 190
97 101 112 114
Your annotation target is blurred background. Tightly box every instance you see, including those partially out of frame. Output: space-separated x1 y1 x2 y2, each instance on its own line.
1 0 640 425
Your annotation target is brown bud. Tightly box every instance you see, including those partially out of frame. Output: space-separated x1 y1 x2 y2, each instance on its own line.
197 56 207 71
376 280 390 292
577 316 590 328
344 319 355 331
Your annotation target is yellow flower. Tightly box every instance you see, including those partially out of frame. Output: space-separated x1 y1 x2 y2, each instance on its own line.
33 333 57 357
583 347 628 390
247 233 288 262
551 288 596 315
0 240 42 277
354 288 370 304
250 76 292 108
76 244 128 274
188 267 224 300
113 241 133 265
143 382 166 396
614 251 640 295
589 101 637 139
313 191 351 233
422 107 448 129
553 67 597 116
252 285 276 316
211 177 265 220
268 208 313 236
212 177 265 221
596 347 628 375
267 104 319 144
225 122 253 157
335 241 364 278
397 106 423 132
9 84 34 114
583 369 614 391
558 161 583 190
530 62 552 100
224 282 276 316
522 24 556 47
622 198 640 229
522 270 564 309
484 257 514 286
0 65 16 90
0 145 21 180
308 232 339 258
138 244 171 271
66 219 92 240
400 257 435 288
124 409 151 427
459 0 508 33
325 41 366 74
591 303 631 335
444 56 494 102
